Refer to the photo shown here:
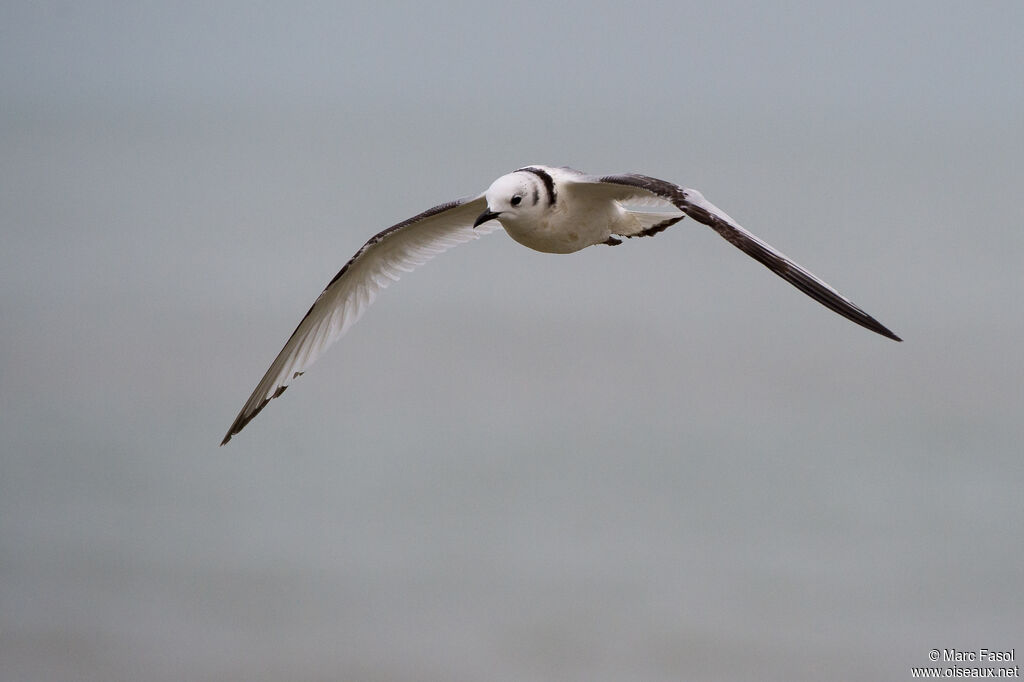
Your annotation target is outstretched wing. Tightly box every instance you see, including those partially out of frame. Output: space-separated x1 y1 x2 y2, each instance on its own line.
222 194 497 445
569 173 901 342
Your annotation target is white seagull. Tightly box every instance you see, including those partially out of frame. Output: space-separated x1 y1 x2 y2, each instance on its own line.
222 165 900 445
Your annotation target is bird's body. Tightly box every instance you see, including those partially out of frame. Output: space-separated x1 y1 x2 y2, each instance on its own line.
493 166 616 253
222 165 900 445
478 166 685 253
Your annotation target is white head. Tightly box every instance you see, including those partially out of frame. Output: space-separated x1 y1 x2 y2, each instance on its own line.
473 167 556 229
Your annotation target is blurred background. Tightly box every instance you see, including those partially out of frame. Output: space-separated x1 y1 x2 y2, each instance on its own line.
2 2 1022 680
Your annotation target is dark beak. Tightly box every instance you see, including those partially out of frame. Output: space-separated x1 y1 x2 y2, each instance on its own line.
473 208 501 228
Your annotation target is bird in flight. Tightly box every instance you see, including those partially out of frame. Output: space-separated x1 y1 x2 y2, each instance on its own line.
222 165 900 445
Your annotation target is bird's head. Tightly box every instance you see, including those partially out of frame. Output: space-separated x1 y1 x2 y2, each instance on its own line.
474 168 551 228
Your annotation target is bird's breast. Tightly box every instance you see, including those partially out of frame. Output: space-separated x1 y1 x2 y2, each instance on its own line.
501 205 613 255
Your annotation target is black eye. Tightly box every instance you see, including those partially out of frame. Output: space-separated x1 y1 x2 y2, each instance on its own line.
510 195 522 206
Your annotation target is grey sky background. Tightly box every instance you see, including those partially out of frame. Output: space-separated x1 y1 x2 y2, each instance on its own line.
2 2 1023 681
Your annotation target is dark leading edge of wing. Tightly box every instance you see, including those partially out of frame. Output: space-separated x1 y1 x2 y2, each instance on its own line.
598 174 902 342
682 199 903 342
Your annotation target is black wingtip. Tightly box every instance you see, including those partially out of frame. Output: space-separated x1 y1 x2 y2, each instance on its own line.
880 328 903 342
220 387 285 447
220 421 242 447
220 425 240 446
857 314 902 342
867 325 902 342
827 306 902 342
